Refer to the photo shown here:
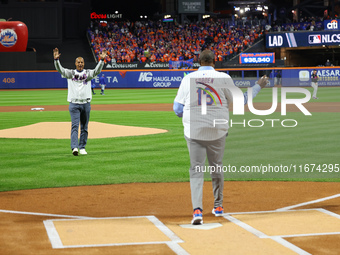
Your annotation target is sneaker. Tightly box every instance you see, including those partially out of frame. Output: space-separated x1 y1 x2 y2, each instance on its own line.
191 208 203 225
313 97 318 99
79 149 87 155
72 148 78 156
212 206 224 217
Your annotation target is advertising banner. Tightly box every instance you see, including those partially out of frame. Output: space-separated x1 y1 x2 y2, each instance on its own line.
266 30 340 48
323 19 340 30
0 70 194 89
105 61 200 69
178 0 205 14
239 53 275 64
169 59 194 69
282 68 340 87
1 68 340 89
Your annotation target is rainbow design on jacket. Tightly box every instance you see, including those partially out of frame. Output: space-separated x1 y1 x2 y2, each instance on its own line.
196 82 223 106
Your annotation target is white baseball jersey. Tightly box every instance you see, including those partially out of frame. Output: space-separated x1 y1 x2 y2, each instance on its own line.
174 66 235 141
54 60 104 103
174 66 261 141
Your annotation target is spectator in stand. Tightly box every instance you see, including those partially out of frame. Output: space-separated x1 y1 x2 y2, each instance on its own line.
87 19 264 64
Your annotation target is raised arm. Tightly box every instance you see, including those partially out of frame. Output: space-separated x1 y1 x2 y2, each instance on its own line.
243 75 269 104
87 50 107 80
53 48 73 79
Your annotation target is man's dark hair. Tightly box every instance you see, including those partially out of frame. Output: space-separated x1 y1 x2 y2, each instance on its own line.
199 50 215 64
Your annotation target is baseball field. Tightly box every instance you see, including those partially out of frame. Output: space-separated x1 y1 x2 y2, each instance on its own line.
0 86 339 254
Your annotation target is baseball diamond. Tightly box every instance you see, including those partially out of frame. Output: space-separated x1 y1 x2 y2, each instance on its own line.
0 88 339 254
1 0 340 253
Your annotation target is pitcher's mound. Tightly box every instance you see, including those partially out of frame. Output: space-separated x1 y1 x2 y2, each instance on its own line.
0 122 168 139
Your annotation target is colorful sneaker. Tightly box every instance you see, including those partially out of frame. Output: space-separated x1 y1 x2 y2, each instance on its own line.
212 206 224 217
191 208 203 225
72 148 78 156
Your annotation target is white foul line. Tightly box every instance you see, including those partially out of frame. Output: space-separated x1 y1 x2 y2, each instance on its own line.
223 211 316 255
43 220 64 249
270 236 311 255
146 216 184 243
276 193 340 211
223 214 268 238
0 209 92 219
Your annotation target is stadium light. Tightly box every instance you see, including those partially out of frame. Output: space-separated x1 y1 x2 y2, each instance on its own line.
235 7 240 11
115 11 118 14
240 9 244 14
264 6 268 10
256 6 263 11
245 7 250 12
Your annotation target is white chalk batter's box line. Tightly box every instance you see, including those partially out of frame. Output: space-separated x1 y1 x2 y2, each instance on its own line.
43 215 189 255
224 208 340 237
223 208 340 255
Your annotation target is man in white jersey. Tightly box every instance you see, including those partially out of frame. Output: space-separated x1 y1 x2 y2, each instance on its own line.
173 50 268 225
53 48 107 156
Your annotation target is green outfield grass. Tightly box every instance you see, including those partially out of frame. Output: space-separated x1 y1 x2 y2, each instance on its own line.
0 86 339 106
0 88 178 106
0 88 339 192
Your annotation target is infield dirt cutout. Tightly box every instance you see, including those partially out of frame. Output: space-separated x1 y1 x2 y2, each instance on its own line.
0 121 168 139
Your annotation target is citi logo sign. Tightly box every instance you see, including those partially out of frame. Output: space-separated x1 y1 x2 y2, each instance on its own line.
327 20 338 29
197 82 222 115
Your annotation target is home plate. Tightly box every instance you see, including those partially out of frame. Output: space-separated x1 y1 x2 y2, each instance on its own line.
179 223 223 230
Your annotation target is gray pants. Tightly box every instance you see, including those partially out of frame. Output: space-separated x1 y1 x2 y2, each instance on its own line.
311 82 318 98
185 135 226 210
69 102 91 150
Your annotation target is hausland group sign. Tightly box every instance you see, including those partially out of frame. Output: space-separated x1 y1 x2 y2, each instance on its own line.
90 12 122 19
266 30 340 48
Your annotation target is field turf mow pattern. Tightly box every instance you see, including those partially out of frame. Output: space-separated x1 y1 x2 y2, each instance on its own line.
0 87 339 192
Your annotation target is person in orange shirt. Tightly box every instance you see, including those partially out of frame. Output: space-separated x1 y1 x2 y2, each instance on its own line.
141 55 147 62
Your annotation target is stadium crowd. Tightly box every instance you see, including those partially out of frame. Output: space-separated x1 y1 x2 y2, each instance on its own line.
88 19 264 64
271 17 324 32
